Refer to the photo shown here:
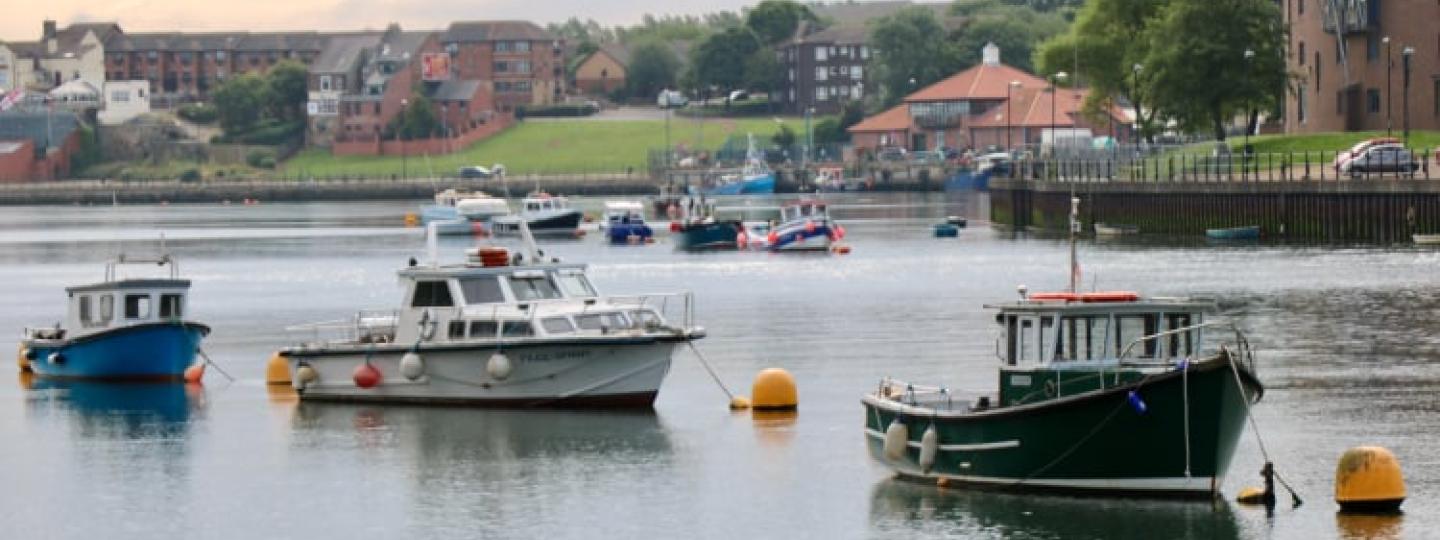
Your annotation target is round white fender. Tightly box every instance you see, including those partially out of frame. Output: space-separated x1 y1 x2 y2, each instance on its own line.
883 420 909 461
400 352 425 381
919 425 939 472
294 364 318 390
487 352 513 380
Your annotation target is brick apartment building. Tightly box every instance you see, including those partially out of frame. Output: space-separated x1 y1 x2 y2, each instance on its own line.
440 21 564 112
104 31 326 104
1284 0 1440 134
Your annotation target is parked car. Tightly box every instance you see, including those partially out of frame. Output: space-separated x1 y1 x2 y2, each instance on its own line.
876 146 908 162
1337 144 1419 178
657 89 688 109
1333 137 1401 172
458 166 492 179
728 90 750 102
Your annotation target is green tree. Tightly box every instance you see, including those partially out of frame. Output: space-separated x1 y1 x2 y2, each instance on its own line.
394 94 439 140
812 117 847 144
691 26 762 93
745 0 815 45
772 124 797 148
627 40 682 99
1141 0 1287 140
743 48 783 107
211 73 269 135
266 60 309 122
868 7 964 106
952 5 1067 73
1035 0 1168 141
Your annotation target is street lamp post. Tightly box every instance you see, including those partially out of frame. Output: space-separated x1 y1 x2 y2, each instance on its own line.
1131 63 1142 144
1050 71 1067 146
1384 36 1393 136
1402 46 1414 146
1006 80 1021 151
1243 48 1255 180
399 97 408 180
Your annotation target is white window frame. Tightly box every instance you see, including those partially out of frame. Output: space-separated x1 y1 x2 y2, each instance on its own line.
814 46 827 62
815 67 827 82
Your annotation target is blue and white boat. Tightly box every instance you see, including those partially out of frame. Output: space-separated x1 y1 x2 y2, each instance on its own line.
601 201 654 244
763 199 842 252
422 189 513 236
707 134 775 196
19 254 209 381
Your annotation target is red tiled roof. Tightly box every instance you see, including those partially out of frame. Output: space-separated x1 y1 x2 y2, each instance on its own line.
847 104 911 133
904 63 1048 103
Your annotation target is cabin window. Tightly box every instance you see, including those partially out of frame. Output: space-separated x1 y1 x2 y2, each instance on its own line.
501 321 534 337
459 276 505 304
1165 313 1195 357
508 275 560 301
411 281 455 307
1016 317 1036 364
630 309 661 329
159 294 183 318
124 294 151 319
1057 316 1112 360
542 317 575 334
526 202 541 211
78 295 94 327
1115 314 1159 359
555 273 595 297
1040 316 1058 361
449 320 467 339
575 313 628 331
1005 315 1018 365
469 321 498 338
98 295 114 324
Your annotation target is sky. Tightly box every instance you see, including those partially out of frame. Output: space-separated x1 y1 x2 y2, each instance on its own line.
1 0 760 40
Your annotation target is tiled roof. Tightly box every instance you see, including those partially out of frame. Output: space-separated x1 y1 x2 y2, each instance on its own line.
442 21 556 43
310 34 382 74
847 104 911 133
0 110 80 149
904 62 1048 102
597 43 631 67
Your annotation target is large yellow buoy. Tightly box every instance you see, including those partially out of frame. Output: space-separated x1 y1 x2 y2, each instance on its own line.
265 352 291 385
750 368 798 410
1336 446 1406 513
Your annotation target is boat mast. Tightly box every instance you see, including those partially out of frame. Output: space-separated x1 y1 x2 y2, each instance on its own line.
1069 195 1080 294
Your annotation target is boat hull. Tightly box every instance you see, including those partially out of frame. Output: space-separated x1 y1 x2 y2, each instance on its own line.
1205 226 1260 240
707 174 776 196
863 356 1262 498
607 223 654 244
285 337 681 408
492 210 583 237
767 221 835 251
23 322 209 381
674 221 741 250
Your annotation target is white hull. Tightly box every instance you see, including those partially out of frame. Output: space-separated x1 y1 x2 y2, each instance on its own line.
288 338 678 406
1413 234 1440 245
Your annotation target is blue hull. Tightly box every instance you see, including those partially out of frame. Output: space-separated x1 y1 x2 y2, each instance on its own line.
25 322 209 380
674 222 741 250
944 170 992 191
607 223 654 243
1205 226 1260 240
420 205 460 224
768 222 835 251
707 174 776 196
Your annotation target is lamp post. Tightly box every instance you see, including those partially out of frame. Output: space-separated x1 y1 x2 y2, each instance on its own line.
1050 71 1067 147
1384 36 1392 137
1131 63 1142 144
1006 80 1021 151
1243 48 1254 180
399 97 408 180
1402 46 1414 146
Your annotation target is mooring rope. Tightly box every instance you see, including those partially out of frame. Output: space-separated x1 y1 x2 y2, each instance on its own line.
686 342 734 400
1225 345 1303 507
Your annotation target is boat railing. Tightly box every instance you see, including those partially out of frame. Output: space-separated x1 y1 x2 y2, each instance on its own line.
602 292 697 331
105 253 179 281
285 309 398 345
873 377 962 410
1116 320 1256 374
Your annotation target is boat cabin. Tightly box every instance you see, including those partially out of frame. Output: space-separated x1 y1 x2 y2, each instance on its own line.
603 201 646 225
780 200 830 222
522 194 570 214
389 249 666 345
62 257 192 340
987 293 1213 407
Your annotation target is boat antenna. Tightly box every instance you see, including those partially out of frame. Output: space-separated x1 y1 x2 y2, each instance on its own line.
1069 194 1080 294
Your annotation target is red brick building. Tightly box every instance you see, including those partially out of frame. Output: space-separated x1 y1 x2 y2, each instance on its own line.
440 21 564 112
0 110 83 181
104 31 326 104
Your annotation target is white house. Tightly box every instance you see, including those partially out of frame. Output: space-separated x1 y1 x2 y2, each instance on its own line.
99 81 150 125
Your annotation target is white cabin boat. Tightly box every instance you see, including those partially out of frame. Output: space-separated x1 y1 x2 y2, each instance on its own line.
490 193 584 237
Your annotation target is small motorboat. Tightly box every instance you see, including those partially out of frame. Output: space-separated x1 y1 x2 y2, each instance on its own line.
279 223 706 407
1205 226 1261 240
490 193 583 237
601 201 654 244
1094 223 1140 237
760 200 843 252
422 189 512 236
19 254 210 381
1413 234 1440 245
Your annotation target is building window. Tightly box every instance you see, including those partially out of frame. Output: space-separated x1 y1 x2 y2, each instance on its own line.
815 67 827 82
853 84 864 99
1434 80 1440 116
789 88 795 102
814 46 827 62
1298 0 1304 14
111 90 129 102
1297 84 1307 123
788 69 794 82
320 75 332 91
815 87 828 101
861 46 870 60
496 42 511 53
515 41 530 52
851 65 863 80
1315 52 1321 91
1366 88 1381 113
1299 42 1305 65
1367 33 1379 61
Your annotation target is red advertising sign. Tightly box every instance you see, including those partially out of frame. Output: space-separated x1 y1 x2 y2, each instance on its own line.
421 53 451 82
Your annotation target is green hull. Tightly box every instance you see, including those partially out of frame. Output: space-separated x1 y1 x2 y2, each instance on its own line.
863 355 1262 497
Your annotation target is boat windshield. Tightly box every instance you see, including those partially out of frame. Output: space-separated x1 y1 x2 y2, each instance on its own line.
459 276 506 304
508 274 561 301
555 272 596 297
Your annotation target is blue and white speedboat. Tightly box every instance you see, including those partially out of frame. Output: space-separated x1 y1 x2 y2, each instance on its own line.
601 201 654 244
707 134 775 196
762 199 842 252
18 254 209 381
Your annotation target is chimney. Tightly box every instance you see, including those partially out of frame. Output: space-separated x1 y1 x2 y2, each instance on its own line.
44 20 58 55
43 20 57 40
982 42 1000 67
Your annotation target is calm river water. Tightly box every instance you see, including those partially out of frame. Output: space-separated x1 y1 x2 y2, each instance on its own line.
1 193 1436 540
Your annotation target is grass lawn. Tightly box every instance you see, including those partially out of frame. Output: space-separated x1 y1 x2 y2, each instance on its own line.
284 117 815 177
1118 130 1440 179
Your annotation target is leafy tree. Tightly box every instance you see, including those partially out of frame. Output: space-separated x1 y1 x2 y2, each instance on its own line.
691 26 762 93
812 117 847 144
627 40 682 99
745 0 815 45
211 73 269 135
868 7 964 106
266 60 309 122
772 124 797 148
394 94 439 140
743 48 783 106
952 5 1067 73
1035 0 1168 141
548 17 615 44
838 100 866 131
1141 0 1287 140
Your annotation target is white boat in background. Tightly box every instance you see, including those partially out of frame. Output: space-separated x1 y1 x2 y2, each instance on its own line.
1413 234 1440 245
491 193 583 237
421 189 513 236
280 223 706 407
1094 223 1140 237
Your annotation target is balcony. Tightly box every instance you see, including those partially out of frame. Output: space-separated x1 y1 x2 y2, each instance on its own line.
1322 0 1379 35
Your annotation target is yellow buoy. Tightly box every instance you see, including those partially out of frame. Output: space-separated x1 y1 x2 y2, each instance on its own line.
750 368 798 411
266 352 292 385
1235 486 1268 504
403 212 420 227
16 344 31 373
1336 446 1406 513
729 395 752 410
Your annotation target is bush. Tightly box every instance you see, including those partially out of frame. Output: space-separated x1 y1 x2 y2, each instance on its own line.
223 121 304 145
517 104 599 118
246 149 277 169
179 168 202 182
178 103 219 124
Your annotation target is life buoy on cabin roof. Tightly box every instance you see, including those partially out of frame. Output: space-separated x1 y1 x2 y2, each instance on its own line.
1027 291 1140 303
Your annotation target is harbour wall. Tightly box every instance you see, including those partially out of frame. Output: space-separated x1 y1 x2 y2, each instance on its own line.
991 178 1440 243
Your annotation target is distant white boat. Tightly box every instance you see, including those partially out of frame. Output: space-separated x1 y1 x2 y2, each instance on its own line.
1094 223 1139 237
1414 234 1440 245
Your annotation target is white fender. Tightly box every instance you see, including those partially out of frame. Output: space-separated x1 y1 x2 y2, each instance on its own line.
919 425 939 472
294 365 318 390
487 352 513 380
883 420 909 461
400 352 425 380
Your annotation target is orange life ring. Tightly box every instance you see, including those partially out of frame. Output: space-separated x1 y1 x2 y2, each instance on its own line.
1080 291 1140 303
1028 292 1079 302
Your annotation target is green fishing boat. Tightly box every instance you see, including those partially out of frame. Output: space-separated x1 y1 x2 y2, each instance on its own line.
863 198 1264 498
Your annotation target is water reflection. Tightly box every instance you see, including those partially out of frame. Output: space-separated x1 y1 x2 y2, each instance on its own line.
869 478 1240 540
751 410 798 449
1336 512 1405 540
22 376 197 438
